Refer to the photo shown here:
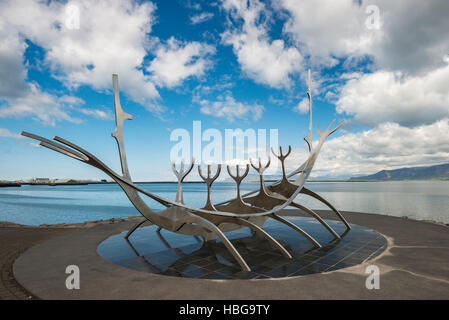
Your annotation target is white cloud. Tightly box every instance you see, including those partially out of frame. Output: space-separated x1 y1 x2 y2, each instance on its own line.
0 13 91 126
275 0 449 176
0 0 218 125
0 128 22 139
0 83 85 126
0 19 28 99
189 12 214 25
293 97 309 114
199 93 264 122
148 37 215 88
221 0 303 88
279 0 449 74
78 108 113 120
369 0 449 74
285 119 449 178
279 0 379 68
0 0 160 111
336 62 449 127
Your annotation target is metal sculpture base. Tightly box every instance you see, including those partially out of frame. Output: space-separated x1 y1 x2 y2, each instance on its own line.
98 217 387 279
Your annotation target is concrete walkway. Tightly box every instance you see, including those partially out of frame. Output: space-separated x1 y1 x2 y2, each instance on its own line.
10 211 449 299
0 227 76 299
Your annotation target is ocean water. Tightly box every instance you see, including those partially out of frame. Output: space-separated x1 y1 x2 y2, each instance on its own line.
0 181 448 225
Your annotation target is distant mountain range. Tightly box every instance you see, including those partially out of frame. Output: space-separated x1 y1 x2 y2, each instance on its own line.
350 163 449 181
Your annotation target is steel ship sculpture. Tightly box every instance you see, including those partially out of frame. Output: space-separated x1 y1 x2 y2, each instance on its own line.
22 70 350 272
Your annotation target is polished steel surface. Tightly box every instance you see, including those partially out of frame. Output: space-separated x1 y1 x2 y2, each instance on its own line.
172 158 195 204
22 71 350 272
198 164 221 211
98 217 387 279
215 164 264 214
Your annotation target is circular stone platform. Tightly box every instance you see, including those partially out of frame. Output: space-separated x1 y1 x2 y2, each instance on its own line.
12 211 449 299
98 217 386 279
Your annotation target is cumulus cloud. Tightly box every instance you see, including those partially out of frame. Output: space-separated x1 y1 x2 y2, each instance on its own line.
293 97 309 114
279 0 449 74
276 0 449 178
285 119 449 178
148 37 215 88
0 15 83 126
369 0 449 74
189 12 214 25
280 0 378 68
336 62 449 127
221 0 303 88
0 0 160 110
199 93 264 122
0 19 28 100
0 83 85 126
0 0 218 124
0 17 104 127
0 128 22 139
78 108 113 120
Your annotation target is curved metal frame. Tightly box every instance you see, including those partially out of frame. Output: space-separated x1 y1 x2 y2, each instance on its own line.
21 71 350 272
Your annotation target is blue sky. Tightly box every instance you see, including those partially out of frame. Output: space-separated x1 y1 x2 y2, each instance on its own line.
1 0 449 181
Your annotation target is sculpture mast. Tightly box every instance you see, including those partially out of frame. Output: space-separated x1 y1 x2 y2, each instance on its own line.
304 69 313 153
111 74 133 181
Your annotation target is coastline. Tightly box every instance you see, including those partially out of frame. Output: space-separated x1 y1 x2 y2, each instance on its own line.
2 179 449 187
0 216 142 229
0 211 447 229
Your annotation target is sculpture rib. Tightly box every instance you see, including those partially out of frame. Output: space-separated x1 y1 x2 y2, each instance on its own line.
187 214 251 272
270 214 321 248
218 217 292 258
300 187 351 230
289 202 340 239
125 218 148 239
244 157 324 247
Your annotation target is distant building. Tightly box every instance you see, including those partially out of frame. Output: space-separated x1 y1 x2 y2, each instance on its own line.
34 178 50 184
54 179 70 183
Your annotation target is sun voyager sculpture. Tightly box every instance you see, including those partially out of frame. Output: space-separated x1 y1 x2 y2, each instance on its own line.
22 70 350 272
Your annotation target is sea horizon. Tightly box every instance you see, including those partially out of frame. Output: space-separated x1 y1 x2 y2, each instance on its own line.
1 180 448 226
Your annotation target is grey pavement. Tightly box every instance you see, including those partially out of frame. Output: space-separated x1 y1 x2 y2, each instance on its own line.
11 210 449 299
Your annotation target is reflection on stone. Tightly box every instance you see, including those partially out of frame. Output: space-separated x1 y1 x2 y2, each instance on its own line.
98 217 386 279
